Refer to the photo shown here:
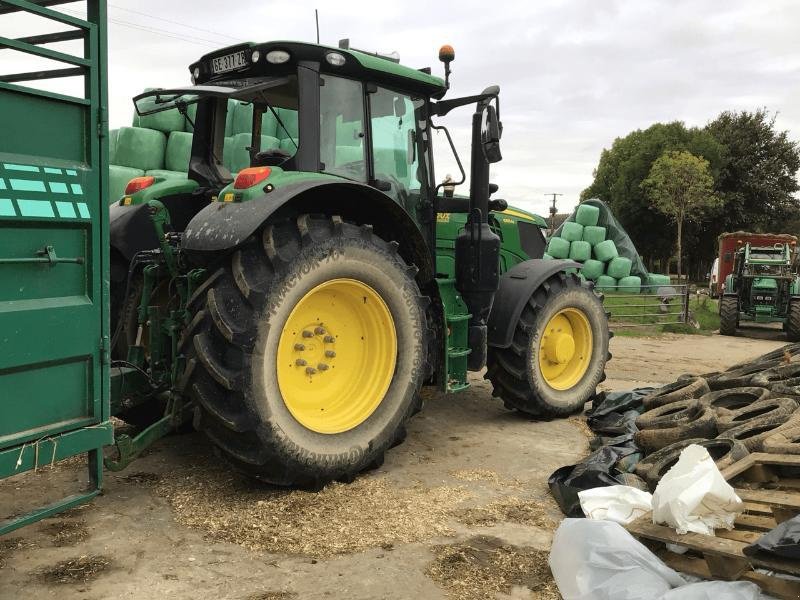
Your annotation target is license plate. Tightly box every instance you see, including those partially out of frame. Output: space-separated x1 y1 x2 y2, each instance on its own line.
211 51 247 74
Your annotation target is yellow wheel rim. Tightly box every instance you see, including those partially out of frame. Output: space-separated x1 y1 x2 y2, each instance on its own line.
276 278 397 434
538 308 593 391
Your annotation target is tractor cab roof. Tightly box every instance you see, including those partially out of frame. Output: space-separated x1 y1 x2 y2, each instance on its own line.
190 40 447 99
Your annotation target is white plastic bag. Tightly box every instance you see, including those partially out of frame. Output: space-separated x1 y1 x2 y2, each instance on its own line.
652 444 743 535
578 485 653 525
549 519 686 600
549 519 768 600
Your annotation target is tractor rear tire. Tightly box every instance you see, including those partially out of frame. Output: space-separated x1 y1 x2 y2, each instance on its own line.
719 296 739 336
787 299 800 342
183 215 429 487
486 273 609 417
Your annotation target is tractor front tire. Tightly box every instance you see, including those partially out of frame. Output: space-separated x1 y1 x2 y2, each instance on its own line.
719 296 739 337
184 215 429 487
486 273 609 417
787 299 800 342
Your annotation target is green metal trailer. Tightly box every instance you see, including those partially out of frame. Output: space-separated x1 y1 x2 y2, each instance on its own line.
0 0 112 534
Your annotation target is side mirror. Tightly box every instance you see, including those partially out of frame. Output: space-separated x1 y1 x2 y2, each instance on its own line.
482 105 502 164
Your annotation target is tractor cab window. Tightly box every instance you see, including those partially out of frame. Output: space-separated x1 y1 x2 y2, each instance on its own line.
319 75 367 182
369 87 427 204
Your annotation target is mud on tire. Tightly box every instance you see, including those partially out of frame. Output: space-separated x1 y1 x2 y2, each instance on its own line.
485 273 609 417
183 215 429 486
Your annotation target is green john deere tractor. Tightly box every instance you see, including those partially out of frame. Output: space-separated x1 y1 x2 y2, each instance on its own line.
719 241 800 339
1 4 610 534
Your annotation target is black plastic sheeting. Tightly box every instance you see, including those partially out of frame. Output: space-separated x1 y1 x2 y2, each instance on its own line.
548 389 653 516
744 515 800 560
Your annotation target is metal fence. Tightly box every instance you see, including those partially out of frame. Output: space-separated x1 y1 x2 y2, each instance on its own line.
601 284 690 328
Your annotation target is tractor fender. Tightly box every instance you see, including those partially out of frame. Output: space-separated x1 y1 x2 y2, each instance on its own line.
182 179 434 282
109 202 159 262
487 259 580 348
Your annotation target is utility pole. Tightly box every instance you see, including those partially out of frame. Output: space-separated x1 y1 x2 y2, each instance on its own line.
546 193 563 236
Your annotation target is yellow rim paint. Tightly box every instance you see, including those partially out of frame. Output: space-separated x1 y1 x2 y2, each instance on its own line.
538 308 592 391
276 278 397 434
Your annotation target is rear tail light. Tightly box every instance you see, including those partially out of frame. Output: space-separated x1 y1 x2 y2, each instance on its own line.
234 167 271 189
125 176 155 195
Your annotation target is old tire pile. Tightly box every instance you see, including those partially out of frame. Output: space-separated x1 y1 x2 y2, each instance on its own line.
543 202 669 293
549 343 800 513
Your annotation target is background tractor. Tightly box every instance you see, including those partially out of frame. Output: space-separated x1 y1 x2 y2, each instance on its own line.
719 239 800 339
1 1 609 534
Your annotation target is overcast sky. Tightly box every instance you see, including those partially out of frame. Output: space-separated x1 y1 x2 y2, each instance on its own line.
3 0 799 216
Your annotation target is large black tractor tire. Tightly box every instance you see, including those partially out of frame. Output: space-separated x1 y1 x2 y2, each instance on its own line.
485 273 609 417
786 299 800 342
183 215 429 487
719 296 739 336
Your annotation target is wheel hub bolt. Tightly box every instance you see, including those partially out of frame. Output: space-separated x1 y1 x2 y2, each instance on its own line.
306 366 317 375
302 330 314 338
325 350 336 358
324 335 335 343
317 363 329 371
295 358 307 366
294 343 305 351
314 326 326 335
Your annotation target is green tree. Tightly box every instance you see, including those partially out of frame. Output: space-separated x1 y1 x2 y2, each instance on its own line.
705 109 800 232
641 151 721 279
581 122 725 269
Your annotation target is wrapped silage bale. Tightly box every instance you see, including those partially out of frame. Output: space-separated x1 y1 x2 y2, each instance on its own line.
569 240 591 262
115 127 167 171
542 253 554 260
108 165 144 204
580 259 604 281
561 221 584 243
582 225 606 246
109 128 120 164
594 239 619 263
577 273 587 284
647 273 671 287
607 256 633 279
617 275 642 294
547 237 571 259
595 275 618 291
575 203 600 227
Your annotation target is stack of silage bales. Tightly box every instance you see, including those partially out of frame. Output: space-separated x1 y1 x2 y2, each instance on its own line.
543 202 670 293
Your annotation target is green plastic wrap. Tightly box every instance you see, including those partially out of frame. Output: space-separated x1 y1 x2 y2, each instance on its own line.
230 102 279 137
554 199 649 281
115 127 166 171
279 137 299 153
645 273 672 292
184 102 197 132
595 275 618 291
109 128 120 164
569 240 591 262
575 203 600 227
583 225 606 246
165 131 193 173
564 267 578 275
108 165 143 204
561 221 584 242
607 256 632 279
542 253 554 260
594 239 619 263
137 99 186 133
617 275 642 293
146 169 188 180
223 136 233 171
225 99 236 137
276 108 299 138
580 259 604 281
547 237 571 259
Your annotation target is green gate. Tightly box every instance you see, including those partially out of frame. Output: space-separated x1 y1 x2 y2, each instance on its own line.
0 0 111 534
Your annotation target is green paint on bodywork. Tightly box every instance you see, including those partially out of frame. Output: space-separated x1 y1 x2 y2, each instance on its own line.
215 167 343 202
349 48 445 89
120 177 199 206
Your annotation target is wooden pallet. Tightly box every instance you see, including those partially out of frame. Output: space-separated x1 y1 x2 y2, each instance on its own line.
625 453 800 600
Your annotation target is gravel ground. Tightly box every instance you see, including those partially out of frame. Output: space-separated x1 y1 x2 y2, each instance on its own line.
0 332 785 600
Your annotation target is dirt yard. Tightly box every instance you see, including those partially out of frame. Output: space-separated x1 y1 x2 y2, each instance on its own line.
0 333 786 600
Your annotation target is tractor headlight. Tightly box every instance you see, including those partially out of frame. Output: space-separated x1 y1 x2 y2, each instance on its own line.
325 52 346 67
192 67 200 84
251 50 261 63
266 50 290 64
